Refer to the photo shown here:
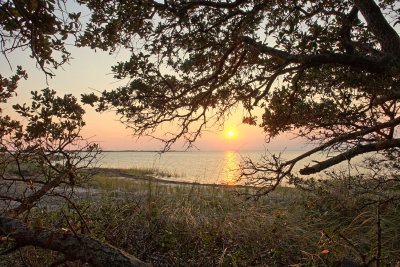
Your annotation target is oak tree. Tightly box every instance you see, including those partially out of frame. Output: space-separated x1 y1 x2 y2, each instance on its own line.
80 0 400 192
0 1 147 266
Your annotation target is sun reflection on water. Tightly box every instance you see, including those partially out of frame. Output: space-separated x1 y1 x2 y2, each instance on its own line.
221 151 241 185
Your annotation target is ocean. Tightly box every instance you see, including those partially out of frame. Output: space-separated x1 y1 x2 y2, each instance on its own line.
96 150 359 184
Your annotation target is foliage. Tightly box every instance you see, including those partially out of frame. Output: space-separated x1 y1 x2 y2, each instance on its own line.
0 70 100 216
0 71 116 265
0 0 82 76
1 0 400 265
0 2 149 266
78 0 400 191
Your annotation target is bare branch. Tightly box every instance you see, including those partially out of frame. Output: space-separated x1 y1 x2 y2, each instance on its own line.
300 138 400 175
286 116 400 167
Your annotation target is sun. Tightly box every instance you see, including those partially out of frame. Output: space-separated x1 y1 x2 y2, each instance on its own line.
226 129 236 139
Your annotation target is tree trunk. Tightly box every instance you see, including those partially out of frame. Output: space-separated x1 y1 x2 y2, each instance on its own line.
0 216 149 267
354 0 400 55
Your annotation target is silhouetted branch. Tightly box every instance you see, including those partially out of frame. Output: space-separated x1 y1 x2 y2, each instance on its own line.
354 0 400 54
300 138 400 175
242 36 388 73
287 116 400 166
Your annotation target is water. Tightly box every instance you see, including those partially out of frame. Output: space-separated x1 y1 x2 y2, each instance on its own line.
96 150 357 184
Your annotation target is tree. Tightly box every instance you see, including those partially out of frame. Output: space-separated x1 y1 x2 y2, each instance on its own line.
0 71 148 267
80 0 400 192
0 0 83 77
0 1 148 266
2 0 400 264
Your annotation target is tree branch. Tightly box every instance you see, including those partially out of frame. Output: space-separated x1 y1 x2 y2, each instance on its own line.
242 36 387 73
7 174 62 217
340 6 358 54
182 0 247 9
286 116 400 167
354 0 400 55
0 216 149 267
300 138 400 175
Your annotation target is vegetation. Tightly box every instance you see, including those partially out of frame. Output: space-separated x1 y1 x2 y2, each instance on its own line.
0 0 82 76
2 169 399 266
1 0 400 266
94 167 182 179
80 0 400 192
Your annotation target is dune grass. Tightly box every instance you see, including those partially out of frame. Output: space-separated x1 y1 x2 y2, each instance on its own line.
75 176 317 266
4 168 399 266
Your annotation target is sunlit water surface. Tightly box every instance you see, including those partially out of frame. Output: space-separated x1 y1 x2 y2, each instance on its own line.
97 150 365 185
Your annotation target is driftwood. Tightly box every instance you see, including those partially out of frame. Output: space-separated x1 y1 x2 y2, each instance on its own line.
0 216 149 267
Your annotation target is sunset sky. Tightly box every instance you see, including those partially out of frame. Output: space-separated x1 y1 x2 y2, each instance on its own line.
1 45 307 152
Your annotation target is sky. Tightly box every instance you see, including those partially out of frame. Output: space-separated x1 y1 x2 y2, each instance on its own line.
0 39 308 152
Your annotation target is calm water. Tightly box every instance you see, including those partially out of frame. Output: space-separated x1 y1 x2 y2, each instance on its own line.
97 150 359 184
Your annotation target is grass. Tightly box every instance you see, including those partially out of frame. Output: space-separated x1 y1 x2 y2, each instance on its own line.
47 174 323 266
122 166 182 178
4 167 400 266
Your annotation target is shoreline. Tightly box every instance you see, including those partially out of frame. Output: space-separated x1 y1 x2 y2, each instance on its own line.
92 167 258 189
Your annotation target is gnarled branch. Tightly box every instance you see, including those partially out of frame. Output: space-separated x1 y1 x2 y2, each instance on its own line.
354 0 400 55
300 138 400 175
286 116 400 167
0 216 149 267
242 36 388 73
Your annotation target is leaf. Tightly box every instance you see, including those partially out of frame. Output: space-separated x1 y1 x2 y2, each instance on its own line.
321 249 329 254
